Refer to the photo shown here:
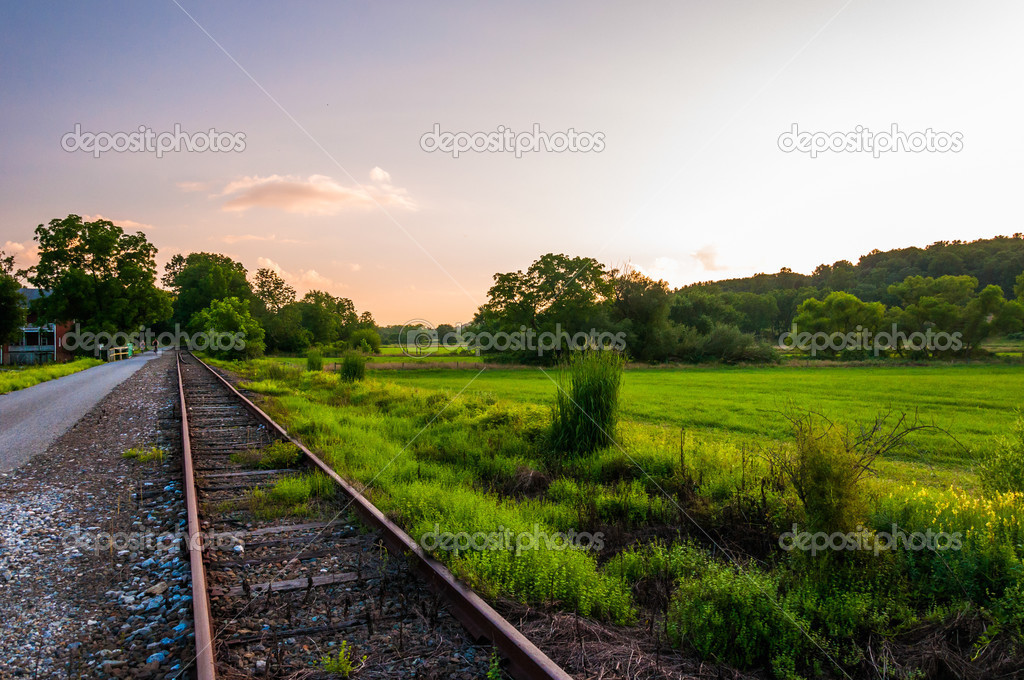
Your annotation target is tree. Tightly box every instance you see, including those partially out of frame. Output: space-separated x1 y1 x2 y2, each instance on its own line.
478 253 614 331
612 268 672 360
252 268 295 313
349 328 381 353
164 252 252 326
1015 271 1024 303
0 251 26 344
26 215 171 334
188 297 265 359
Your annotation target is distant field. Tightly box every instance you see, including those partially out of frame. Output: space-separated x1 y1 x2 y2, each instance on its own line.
271 353 482 365
381 364 1024 472
0 358 103 395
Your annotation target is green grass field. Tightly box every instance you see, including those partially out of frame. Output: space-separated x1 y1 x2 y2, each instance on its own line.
380 364 1021 471
0 358 103 395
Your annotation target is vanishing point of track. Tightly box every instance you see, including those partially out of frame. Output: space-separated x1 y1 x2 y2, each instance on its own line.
175 351 570 679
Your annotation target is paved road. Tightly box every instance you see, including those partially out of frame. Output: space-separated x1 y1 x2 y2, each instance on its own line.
0 353 160 471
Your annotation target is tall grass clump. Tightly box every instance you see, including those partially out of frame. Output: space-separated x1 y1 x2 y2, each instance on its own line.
978 409 1024 493
340 353 366 382
549 351 624 456
306 347 324 372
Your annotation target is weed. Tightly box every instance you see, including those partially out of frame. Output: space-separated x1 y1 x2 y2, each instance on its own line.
319 640 365 677
122 446 164 463
340 353 366 382
307 347 324 372
230 441 303 469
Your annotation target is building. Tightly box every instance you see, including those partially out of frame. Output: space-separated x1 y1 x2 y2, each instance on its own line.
0 289 74 365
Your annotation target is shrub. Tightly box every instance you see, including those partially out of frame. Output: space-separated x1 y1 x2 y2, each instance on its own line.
306 347 324 372
765 411 919 533
549 351 624 455
340 353 366 382
348 328 381 354
978 409 1024 493
667 561 821 679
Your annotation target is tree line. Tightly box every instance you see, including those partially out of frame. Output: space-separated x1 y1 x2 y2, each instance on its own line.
0 215 380 358
1 215 1022 363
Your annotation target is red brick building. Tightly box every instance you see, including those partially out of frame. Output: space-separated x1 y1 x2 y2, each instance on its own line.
0 288 74 365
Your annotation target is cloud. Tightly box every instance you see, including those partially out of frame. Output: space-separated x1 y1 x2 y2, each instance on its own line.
216 169 415 215
257 256 341 293
634 245 729 287
693 245 727 271
82 214 157 232
3 240 39 269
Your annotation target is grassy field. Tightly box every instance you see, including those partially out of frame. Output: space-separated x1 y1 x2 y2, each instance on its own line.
271 352 483 366
230 358 1024 678
0 358 103 395
381 365 1021 472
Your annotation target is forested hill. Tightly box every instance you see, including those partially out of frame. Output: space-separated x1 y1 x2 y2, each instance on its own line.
695 235 1024 304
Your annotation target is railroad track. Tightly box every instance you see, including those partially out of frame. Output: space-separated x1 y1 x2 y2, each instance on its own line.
175 351 570 679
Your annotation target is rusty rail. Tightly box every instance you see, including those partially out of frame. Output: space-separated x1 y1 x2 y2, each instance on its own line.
176 353 218 680
184 352 572 680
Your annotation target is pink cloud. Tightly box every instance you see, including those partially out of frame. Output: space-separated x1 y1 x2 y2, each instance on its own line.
216 170 415 216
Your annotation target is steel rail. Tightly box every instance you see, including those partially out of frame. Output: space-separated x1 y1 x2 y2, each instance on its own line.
186 352 572 680
176 352 218 680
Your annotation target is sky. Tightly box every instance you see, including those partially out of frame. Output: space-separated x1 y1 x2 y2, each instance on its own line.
1 1 1021 325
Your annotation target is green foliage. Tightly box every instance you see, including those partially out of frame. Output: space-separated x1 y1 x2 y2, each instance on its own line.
319 640 365 677
487 649 502 679
978 409 1024 493
340 353 366 382
163 252 252 326
306 347 323 372
188 296 265 359
122 446 164 463
766 414 870 533
230 441 303 469
0 358 102 395
0 251 26 345
251 267 295 313
249 472 334 519
26 215 170 335
550 351 624 456
667 560 821 679
348 327 381 353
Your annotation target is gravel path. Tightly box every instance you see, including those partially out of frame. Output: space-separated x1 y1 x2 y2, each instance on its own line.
0 352 160 471
0 351 189 678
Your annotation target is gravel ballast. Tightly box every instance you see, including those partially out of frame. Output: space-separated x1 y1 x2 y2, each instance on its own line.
0 351 191 678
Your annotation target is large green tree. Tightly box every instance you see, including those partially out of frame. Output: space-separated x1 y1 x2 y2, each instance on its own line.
188 296 265 359
252 267 295 313
164 252 252 326
478 253 614 331
26 215 170 333
0 251 26 344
